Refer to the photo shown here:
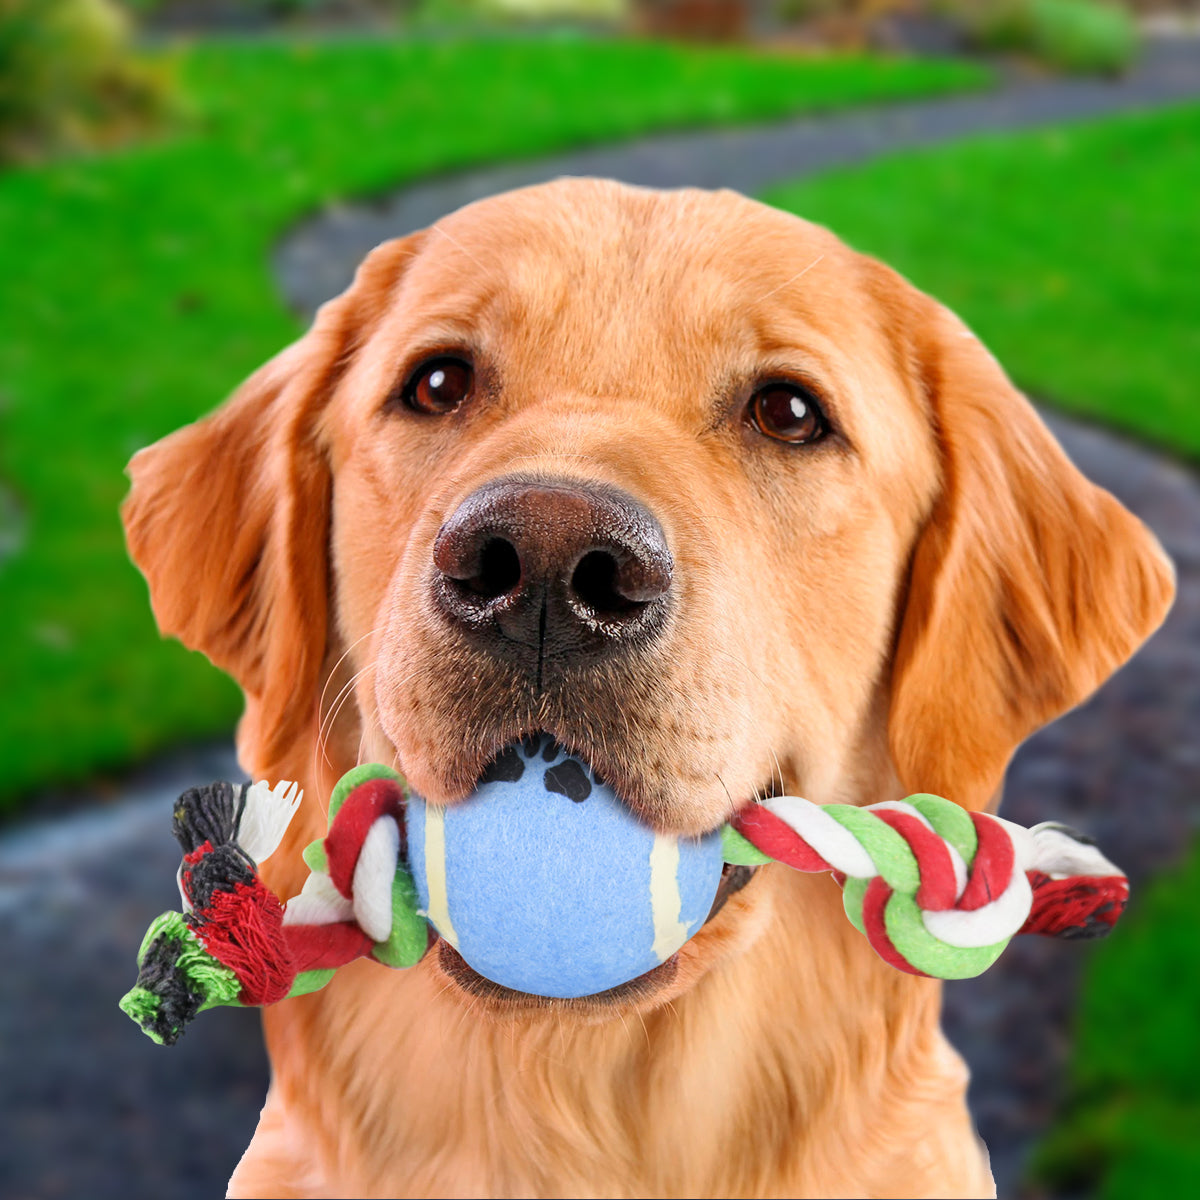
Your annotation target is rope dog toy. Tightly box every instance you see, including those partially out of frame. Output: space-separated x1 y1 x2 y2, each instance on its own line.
121 745 1128 1044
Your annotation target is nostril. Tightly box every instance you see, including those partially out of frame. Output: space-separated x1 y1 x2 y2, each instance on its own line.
571 550 643 617
456 537 521 600
434 478 673 654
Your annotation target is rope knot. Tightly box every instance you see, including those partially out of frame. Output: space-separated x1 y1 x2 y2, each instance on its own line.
730 794 1127 978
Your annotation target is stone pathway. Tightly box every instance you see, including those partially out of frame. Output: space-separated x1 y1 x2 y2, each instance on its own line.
278 38 1200 318
0 745 265 1200
5 40 1200 1200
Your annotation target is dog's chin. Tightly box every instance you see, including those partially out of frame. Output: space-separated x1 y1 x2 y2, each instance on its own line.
430 862 761 1020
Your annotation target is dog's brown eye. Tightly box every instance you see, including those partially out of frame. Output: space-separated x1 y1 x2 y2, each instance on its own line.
404 358 473 415
749 383 827 445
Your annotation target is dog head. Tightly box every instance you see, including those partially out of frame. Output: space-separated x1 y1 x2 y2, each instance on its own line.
123 179 1173 1012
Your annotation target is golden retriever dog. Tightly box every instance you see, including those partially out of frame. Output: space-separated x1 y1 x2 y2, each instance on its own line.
122 178 1174 1198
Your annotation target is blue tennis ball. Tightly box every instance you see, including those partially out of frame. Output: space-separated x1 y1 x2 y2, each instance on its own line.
406 736 723 998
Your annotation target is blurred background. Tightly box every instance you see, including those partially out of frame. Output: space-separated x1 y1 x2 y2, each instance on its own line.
1 1 1198 1197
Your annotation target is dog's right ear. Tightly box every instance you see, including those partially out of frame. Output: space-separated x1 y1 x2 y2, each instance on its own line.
122 235 423 774
882 286 1175 813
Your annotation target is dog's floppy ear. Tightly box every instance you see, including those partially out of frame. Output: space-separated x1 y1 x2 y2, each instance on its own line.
886 295 1175 812
122 236 421 774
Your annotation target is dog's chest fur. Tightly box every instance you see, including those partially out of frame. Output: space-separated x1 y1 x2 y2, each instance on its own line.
237 869 993 1198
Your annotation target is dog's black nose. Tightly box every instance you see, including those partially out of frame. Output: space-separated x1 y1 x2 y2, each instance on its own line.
432 477 673 673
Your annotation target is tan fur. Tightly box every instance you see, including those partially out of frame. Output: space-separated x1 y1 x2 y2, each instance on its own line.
122 180 1174 1198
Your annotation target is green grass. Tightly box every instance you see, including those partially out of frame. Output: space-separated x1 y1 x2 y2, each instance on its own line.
763 100 1200 460
0 36 989 807
1030 841 1200 1198
764 104 1200 1197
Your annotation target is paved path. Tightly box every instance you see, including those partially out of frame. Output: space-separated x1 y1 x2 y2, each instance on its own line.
279 39 1200 318
6 40 1200 1200
0 745 265 1200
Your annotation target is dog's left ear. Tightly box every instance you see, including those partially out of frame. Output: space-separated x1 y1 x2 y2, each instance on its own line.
122 236 422 776
885 287 1175 812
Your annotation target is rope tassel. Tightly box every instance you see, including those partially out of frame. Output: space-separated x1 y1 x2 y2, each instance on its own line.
120 765 428 1045
725 794 1129 978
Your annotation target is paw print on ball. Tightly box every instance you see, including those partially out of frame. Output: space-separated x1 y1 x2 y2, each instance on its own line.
544 760 591 802
481 733 602 803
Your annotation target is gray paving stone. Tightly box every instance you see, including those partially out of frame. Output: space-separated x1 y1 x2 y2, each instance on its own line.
0 745 267 1200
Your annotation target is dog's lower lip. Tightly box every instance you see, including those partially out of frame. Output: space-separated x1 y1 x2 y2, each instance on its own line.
707 860 758 922
436 940 680 1006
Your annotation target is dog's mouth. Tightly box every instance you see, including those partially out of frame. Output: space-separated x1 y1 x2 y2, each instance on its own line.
425 734 776 1009
424 719 730 832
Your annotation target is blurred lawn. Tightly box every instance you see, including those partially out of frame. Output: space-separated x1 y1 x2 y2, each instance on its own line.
1032 839 1200 1198
763 100 1200 460
0 36 989 808
765 104 1200 1198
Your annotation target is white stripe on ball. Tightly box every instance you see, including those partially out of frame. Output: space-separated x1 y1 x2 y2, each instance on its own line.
649 834 690 963
423 804 460 951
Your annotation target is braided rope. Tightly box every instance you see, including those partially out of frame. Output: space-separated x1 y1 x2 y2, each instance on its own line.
728 794 1128 979
282 764 427 973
